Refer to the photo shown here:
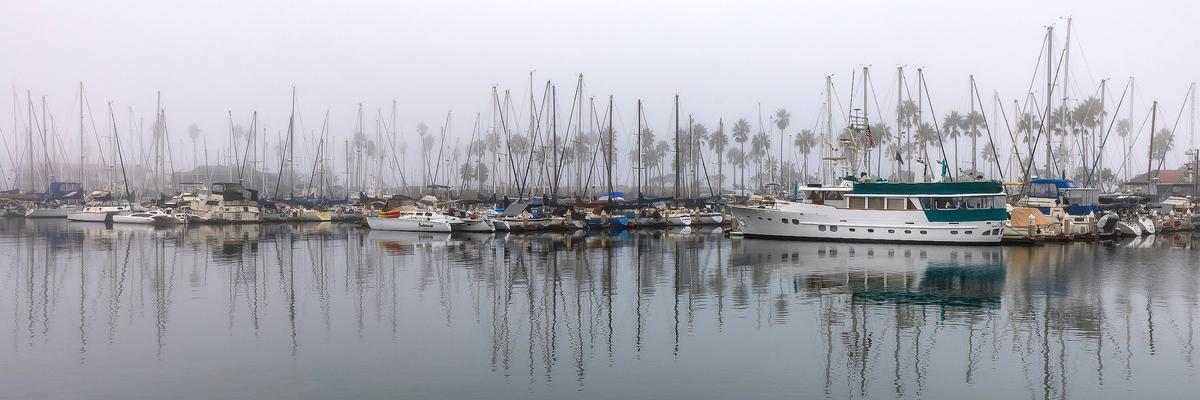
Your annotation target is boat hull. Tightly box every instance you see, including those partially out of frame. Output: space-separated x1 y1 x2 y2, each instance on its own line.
366 217 453 233
731 204 1004 244
452 219 495 232
25 206 82 219
67 211 114 223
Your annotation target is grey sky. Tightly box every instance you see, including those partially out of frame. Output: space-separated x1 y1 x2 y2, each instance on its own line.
3 0 1199 182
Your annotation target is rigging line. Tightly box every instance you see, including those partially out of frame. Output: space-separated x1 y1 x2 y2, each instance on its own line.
1152 87 1194 178
553 76 583 188
994 96 1025 178
305 112 330 196
518 82 552 197
582 99 609 195
1113 106 1154 180
459 113 482 194
1020 40 1070 181
1085 83 1128 187
1065 83 1105 173
920 75 953 180
494 89 521 197
970 81 1007 181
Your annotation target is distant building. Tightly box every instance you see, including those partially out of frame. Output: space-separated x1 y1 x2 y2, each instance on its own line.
1124 167 1197 197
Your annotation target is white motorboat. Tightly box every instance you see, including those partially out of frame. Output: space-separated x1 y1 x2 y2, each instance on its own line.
112 210 181 226
67 201 134 223
366 210 462 232
183 183 261 223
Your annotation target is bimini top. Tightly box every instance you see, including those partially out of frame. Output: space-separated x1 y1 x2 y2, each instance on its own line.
1028 178 1076 189
851 181 1004 196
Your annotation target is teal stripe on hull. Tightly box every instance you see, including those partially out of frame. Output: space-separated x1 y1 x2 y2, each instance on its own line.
923 208 1008 222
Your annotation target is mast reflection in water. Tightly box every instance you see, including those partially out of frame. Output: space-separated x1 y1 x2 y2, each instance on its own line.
0 219 1197 399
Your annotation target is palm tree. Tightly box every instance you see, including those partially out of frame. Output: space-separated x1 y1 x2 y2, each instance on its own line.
731 118 751 190
980 142 999 178
915 122 937 179
867 122 892 176
772 108 791 184
794 129 817 182
708 121 728 193
942 111 964 171
750 131 770 189
726 147 745 190
1150 128 1174 167
964 110 984 173
1115 118 1132 180
187 123 202 169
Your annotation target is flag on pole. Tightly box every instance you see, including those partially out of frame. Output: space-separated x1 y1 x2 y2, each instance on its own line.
865 125 875 148
894 150 904 165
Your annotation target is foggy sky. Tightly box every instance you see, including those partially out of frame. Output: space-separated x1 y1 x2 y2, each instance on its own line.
3 0 1200 184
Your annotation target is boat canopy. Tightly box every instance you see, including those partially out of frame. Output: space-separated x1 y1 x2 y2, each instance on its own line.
851 181 1004 196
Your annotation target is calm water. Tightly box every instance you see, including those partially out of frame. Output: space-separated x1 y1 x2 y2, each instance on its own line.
0 219 1198 400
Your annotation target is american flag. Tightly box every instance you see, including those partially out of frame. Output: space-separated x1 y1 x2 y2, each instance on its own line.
865 125 875 148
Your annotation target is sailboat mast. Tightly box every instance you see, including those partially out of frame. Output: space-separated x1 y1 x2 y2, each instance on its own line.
897 67 905 181
825 75 833 184
79 82 85 188
674 94 680 199
552 86 559 198
636 99 642 199
1148 101 1157 185
606 95 614 201
1044 26 1055 178
862 66 870 175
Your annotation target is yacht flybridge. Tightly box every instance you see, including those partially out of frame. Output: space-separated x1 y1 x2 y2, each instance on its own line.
730 180 1008 244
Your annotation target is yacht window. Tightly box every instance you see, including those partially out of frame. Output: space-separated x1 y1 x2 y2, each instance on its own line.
904 230 912 234
867 197 886 209
830 226 838 232
848 197 866 209
1029 182 1059 198
950 230 958 234
791 219 799 224
848 228 856 232
982 230 992 236
780 219 788 224
965 231 973 235
888 229 895 233
920 230 927 234
867 229 875 233
886 198 907 210
824 191 844 201
818 225 826 231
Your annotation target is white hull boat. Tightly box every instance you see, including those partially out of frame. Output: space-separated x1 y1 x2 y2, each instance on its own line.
730 181 1007 244
112 210 181 226
453 218 495 232
26 205 83 219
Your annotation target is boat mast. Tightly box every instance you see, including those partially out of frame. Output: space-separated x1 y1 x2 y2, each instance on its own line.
1147 100 1157 190
606 95 614 202
1061 17 1072 174
824 75 833 184
552 86 559 199
674 94 680 199
636 99 642 199
79 82 86 188
1044 26 1054 178
897 67 905 181
862 66 870 175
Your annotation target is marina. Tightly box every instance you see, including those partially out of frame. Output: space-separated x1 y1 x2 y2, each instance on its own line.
6 1 1200 398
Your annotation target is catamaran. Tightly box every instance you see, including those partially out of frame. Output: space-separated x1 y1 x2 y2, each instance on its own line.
730 180 1008 244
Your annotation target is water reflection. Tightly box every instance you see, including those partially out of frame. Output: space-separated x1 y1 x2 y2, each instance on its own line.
0 218 1197 399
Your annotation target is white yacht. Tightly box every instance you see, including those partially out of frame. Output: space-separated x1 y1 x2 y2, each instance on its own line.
366 210 462 233
730 180 1008 244
67 201 134 223
113 210 181 226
